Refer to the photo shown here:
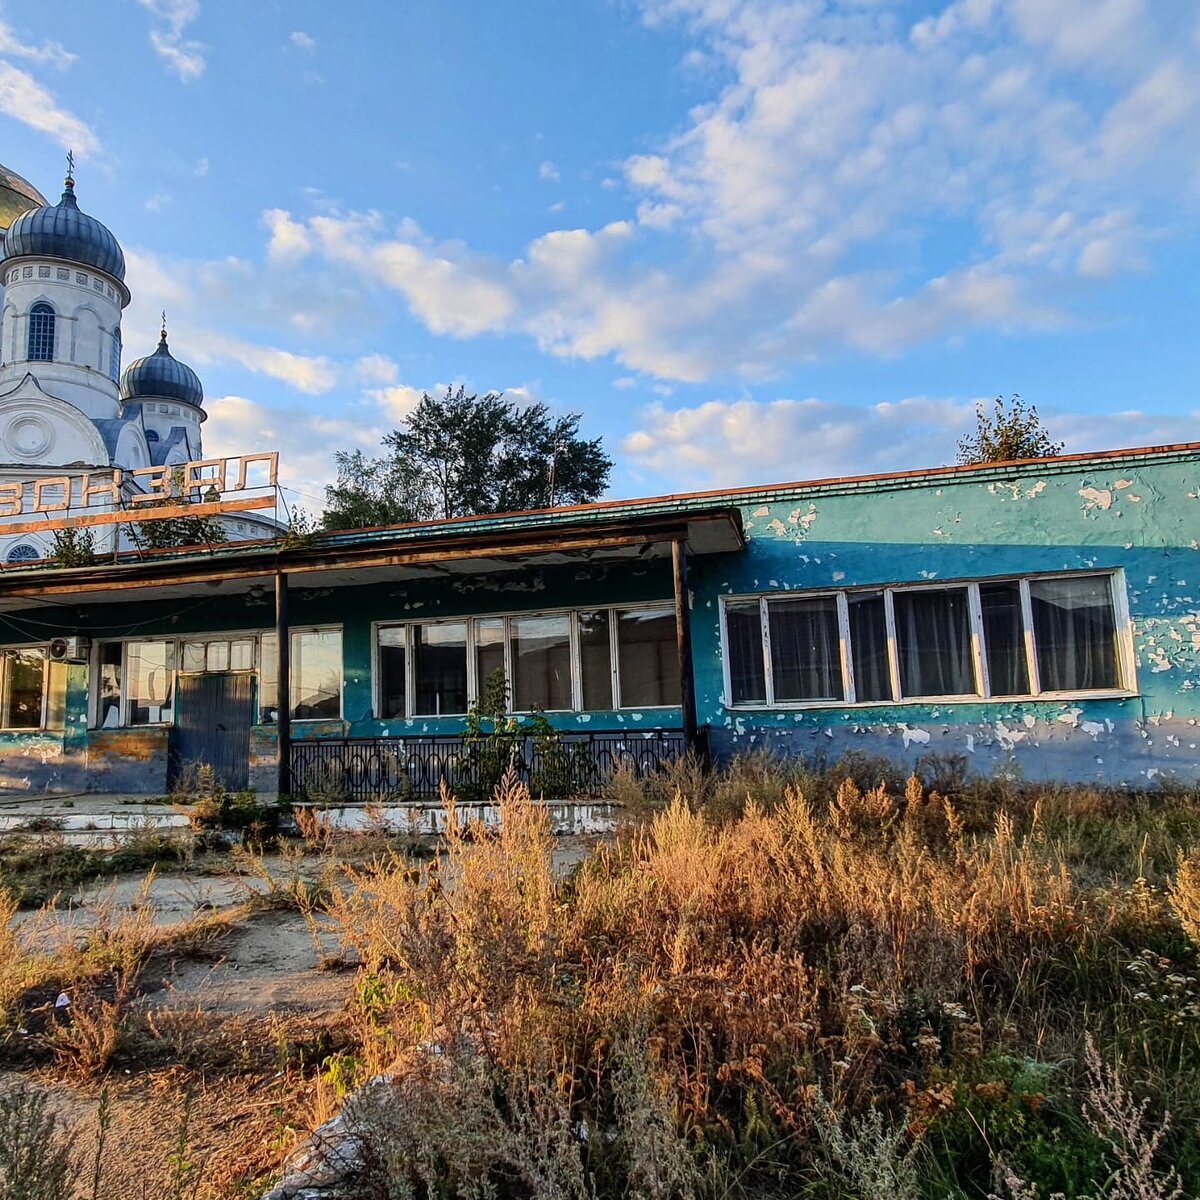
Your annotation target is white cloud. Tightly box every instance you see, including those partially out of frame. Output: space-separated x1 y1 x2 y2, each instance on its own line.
354 353 401 386
137 0 205 82
622 393 1200 492
0 61 99 155
194 156 209 177
144 192 171 213
289 30 317 53
262 207 312 264
234 1 1199 385
200 332 337 395
538 160 560 182
0 18 76 69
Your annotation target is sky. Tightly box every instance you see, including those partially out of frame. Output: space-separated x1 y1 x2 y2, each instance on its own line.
1 0 1198 514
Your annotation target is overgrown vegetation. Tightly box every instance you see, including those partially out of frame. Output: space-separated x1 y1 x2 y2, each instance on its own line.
320 759 1200 1199
956 393 1064 465
458 668 589 802
49 526 99 568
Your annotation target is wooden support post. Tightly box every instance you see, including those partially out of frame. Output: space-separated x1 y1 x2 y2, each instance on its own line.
671 537 702 760
275 570 291 799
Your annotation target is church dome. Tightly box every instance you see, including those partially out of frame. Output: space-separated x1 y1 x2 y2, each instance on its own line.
0 163 48 233
120 331 204 407
1 176 125 282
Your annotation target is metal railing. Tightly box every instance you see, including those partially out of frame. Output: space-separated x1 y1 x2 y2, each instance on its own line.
289 729 688 802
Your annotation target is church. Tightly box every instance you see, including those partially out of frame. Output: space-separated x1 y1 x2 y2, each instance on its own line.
0 159 277 564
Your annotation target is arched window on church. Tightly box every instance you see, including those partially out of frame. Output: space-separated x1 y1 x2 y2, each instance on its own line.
6 543 41 564
110 327 122 383
27 303 55 362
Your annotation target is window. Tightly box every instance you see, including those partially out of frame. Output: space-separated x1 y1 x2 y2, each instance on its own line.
260 630 343 721
723 572 1130 707
1030 576 1119 692
893 587 975 698
1 648 46 729
616 607 680 708
769 596 843 702
181 637 255 674
98 642 122 728
27 303 54 361
378 627 407 719
578 610 614 710
510 614 571 711
413 622 467 716
374 603 680 718
5 543 40 564
110 328 121 383
125 640 175 725
292 629 342 718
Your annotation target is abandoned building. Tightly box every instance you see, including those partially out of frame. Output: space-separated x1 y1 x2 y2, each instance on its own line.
0 438 1195 799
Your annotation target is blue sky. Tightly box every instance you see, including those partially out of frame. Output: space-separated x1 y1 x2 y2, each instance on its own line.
2 0 1198 512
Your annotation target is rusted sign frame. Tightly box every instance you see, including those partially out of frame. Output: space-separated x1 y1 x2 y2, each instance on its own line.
0 452 279 535
0 493 278 536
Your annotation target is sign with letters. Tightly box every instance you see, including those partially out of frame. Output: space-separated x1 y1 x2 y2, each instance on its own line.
0 452 279 535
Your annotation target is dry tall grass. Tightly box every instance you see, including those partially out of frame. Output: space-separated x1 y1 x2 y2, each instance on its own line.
324 767 1200 1199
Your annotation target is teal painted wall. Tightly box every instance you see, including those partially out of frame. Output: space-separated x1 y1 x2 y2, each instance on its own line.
690 451 1200 785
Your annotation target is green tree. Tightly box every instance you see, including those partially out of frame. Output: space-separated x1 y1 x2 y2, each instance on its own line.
956 394 1064 465
323 386 612 530
134 470 229 550
322 449 429 531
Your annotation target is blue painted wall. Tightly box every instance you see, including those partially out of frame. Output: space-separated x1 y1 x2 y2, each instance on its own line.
689 449 1200 785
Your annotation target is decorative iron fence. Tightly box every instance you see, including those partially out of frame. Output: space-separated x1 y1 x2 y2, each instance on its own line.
289 729 688 802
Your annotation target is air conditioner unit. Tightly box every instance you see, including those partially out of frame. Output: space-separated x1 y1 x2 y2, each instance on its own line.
48 636 90 663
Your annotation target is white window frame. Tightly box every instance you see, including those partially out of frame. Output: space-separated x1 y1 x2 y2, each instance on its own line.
371 601 676 720
90 624 344 728
720 569 1137 710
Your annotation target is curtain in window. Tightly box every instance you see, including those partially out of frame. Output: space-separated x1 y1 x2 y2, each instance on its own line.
413 623 468 715
1030 576 1119 691
848 592 890 701
725 601 765 704
980 582 1029 695
768 597 842 701
893 588 976 698
126 640 175 724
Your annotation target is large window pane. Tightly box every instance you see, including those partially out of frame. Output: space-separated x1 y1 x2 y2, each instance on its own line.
1030 576 1120 692
511 614 571 711
894 588 976 698
579 610 613 710
292 629 342 718
475 618 506 704
126 640 175 725
229 638 255 672
260 634 278 723
413 622 467 715
725 601 765 704
769 596 843 701
206 640 230 672
848 591 891 702
1 649 44 728
181 641 205 673
617 607 680 707
45 660 67 731
378 627 406 719
980 582 1030 696
99 642 122 727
